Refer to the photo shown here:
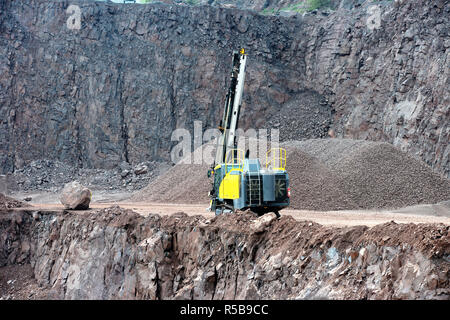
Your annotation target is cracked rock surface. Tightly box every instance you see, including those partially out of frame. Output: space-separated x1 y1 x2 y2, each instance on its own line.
0 0 448 177
1 207 448 299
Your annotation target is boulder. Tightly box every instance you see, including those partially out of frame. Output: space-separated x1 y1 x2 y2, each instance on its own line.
120 169 130 178
134 163 148 175
250 212 278 234
60 181 92 210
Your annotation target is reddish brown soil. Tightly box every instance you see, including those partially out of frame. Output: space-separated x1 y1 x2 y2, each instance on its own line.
21 201 450 227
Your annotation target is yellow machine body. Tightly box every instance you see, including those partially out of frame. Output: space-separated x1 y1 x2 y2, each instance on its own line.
219 169 241 199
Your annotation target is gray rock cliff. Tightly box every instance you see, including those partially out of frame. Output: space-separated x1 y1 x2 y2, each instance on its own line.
0 0 448 177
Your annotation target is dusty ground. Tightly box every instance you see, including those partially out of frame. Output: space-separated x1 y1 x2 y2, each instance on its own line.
0 193 30 210
8 190 135 205
15 200 450 227
7 187 450 228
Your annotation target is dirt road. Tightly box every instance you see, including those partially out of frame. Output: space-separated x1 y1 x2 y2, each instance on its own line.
22 201 450 227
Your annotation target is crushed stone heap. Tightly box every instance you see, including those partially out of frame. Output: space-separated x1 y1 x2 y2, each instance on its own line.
134 139 450 211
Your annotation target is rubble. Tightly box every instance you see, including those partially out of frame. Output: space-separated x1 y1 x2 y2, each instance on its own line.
0 193 29 210
250 212 278 233
0 265 49 300
282 139 450 210
134 163 149 175
4 159 171 193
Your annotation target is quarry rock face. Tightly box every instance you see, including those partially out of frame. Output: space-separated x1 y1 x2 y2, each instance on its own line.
0 0 448 178
59 181 91 210
0 208 449 300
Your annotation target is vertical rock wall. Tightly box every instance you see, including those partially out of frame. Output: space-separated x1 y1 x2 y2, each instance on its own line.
1 208 449 299
0 0 448 176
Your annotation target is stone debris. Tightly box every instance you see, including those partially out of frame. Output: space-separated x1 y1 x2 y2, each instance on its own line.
250 212 278 233
0 193 29 210
134 163 149 175
0 265 49 300
282 139 450 210
4 159 171 193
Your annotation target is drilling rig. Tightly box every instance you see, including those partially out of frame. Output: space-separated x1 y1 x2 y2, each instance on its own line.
208 49 290 216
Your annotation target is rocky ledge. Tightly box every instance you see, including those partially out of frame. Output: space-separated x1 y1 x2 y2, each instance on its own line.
1 207 448 299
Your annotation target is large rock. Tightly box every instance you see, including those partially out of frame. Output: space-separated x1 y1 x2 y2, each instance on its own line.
60 181 92 210
134 163 148 175
250 212 277 233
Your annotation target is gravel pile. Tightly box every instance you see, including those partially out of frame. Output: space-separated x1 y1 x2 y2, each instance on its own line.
132 142 216 203
132 163 211 204
135 139 450 211
282 139 450 210
132 139 276 204
282 148 357 210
